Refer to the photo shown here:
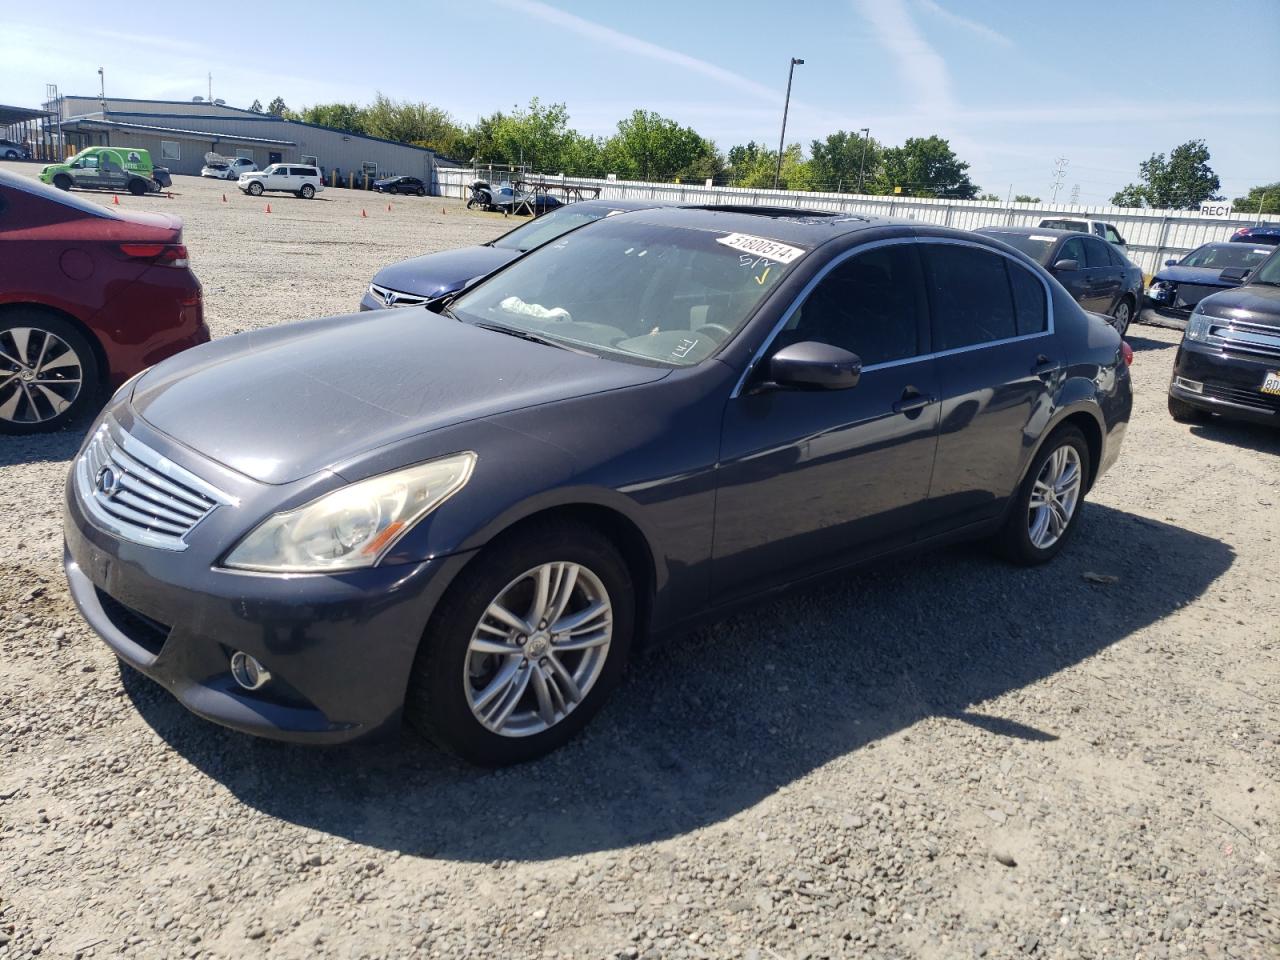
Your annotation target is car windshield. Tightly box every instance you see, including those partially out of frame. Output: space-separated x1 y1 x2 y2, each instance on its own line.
1040 220 1085 232
1180 244 1270 269
1248 249 1280 286
982 232 1055 264
451 217 803 367
492 203 627 253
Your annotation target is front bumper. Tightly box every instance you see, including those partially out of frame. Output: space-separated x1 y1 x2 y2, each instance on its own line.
1169 342 1279 427
63 452 477 743
1139 304 1190 330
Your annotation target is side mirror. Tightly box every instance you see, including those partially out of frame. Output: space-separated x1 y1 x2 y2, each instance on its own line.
1052 259 1079 272
1165 259 1179 267
766 342 862 391
1220 267 1250 282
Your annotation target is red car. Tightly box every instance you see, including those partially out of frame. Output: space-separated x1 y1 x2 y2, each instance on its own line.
0 170 209 433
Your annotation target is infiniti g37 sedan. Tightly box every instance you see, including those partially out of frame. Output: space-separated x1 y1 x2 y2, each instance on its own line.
63 207 1133 765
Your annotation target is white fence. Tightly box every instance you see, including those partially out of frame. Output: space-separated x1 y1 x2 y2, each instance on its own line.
435 167 1278 278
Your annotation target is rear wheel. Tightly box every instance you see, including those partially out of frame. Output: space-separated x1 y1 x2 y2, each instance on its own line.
300 183 315 199
3 150 17 160
406 520 635 765
1168 395 1208 423
995 425 1090 565
0 310 100 434
416 186 426 197
247 181 264 196
53 174 71 190
1111 296 1133 337
127 178 147 196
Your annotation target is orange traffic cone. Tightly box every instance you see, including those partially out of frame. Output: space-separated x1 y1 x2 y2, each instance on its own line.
265 203 272 214
112 195 119 205
361 209 367 218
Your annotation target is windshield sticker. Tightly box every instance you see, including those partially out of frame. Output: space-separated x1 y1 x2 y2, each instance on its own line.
1030 235 1056 241
716 233 805 264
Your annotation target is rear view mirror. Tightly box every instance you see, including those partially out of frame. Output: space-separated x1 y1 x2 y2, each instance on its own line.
767 342 862 391
1220 267 1250 282
1052 259 1080 272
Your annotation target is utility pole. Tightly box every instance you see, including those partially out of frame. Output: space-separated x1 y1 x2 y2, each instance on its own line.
97 67 106 115
773 57 804 191
1050 157 1068 203
208 72 213 104
858 127 870 194
1069 183 1080 206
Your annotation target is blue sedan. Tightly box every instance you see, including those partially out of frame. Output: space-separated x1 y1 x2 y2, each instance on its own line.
1141 242 1273 328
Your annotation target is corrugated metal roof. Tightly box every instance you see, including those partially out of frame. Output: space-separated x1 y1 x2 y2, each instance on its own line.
61 117 296 146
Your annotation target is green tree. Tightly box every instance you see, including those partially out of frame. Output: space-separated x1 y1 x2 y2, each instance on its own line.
485 99 577 172
293 102 367 135
602 109 722 182
362 94 464 155
1013 194 1040 203
727 143 811 190
808 130 881 193
978 192 1001 201
875 135 978 198
1110 139 1222 209
1232 182 1280 215
266 97 288 117
248 99 263 113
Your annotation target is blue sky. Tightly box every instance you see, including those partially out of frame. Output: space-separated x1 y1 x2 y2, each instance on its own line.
4 0 1278 204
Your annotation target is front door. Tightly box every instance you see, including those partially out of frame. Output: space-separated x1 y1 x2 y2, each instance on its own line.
69 154 101 188
1083 237 1122 313
916 241 1057 534
712 241 940 602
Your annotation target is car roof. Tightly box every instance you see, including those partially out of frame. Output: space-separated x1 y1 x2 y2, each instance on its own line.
979 227 1075 239
567 197 672 212
615 204 899 245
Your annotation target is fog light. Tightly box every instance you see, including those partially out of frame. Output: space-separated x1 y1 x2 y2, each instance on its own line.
229 651 271 690
1174 377 1203 394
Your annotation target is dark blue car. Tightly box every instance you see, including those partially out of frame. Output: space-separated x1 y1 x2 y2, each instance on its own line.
1141 242 1273 328
64 206 1132 765
359 198 665 310
1231 224 1280 246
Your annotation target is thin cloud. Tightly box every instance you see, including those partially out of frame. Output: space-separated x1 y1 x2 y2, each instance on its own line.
489 0 782 103
854 0 956 114
915 0 1013 47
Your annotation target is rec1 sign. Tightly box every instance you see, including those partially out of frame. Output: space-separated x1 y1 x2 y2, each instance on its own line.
1199 202 1233 216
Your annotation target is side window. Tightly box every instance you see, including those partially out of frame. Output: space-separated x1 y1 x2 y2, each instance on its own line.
782 244 924 366
81 155 99 169
1083 238 1111 268
1007 262 1048 336
922 244 1017 350
1104 225 1124 244
1059 237 1086 266
1105 243 1126 268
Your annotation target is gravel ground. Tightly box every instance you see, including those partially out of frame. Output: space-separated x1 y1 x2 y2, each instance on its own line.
1 163 1277 960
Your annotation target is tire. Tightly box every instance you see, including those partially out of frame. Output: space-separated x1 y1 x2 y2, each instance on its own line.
127 179 147 197
300 184 315 199
1168 395 1208 423
405 519 635 765
1111 297 1133 338
4 150 17 160
247 181 264 196
994 425 1091 565
53 174 71 191
0 310 101 435
416 186 426 197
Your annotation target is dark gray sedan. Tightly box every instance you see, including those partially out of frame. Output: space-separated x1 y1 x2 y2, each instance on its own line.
64 207 1132 765
978 227 1144 336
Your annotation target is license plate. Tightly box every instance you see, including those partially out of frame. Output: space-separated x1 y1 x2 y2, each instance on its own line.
1263 371 1280 396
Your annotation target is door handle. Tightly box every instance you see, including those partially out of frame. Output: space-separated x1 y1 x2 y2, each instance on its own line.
1031 355 1062 377
893 390 935 414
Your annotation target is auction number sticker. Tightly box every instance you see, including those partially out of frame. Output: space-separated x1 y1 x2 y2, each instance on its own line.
716 233 805 264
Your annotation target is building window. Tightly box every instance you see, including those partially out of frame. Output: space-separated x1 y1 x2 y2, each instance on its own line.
235 148 254 160
301 154 318 166
362 161 378 177
160 141 181 161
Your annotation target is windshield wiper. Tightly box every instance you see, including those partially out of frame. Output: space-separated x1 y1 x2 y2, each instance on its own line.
470 321 594 356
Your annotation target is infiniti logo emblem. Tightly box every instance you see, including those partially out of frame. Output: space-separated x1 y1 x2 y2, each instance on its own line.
96 466 122 498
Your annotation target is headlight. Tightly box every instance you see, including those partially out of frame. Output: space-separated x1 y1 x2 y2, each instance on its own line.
1185 308 1213 343
223 452 476 572
1147 280 1172 301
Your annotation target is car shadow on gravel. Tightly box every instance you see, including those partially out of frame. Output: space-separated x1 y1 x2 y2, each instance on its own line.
1124 331 1177 354
1187 419 1280 455
0 424 88 468
121 502 1233 862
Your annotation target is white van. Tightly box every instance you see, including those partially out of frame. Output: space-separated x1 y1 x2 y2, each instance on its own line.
1038 217 1127 249
238 163 324 199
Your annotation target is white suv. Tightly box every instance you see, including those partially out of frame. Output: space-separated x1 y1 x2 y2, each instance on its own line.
238 163 325 199
1038 217 1128 250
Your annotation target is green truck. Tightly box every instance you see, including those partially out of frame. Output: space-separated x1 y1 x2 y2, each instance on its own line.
40 146 172 195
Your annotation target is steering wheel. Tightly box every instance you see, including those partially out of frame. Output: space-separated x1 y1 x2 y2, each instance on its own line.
694 323 734 341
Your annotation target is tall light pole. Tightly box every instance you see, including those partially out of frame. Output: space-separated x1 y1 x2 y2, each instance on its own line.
773 57 804 191
857 127 870 194
97 67 106 115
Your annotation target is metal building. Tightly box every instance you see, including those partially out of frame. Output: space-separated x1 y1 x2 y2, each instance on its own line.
47 96 437 184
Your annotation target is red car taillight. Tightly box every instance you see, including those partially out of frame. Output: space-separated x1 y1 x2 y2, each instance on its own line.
1121 341 1134 367
119 243 189 267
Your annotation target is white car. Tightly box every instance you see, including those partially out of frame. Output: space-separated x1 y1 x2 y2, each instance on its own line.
1038 217 1128 250
201 157 257 180
237 163 325 199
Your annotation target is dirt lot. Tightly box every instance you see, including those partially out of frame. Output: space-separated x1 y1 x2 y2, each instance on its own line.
1 163 1277 960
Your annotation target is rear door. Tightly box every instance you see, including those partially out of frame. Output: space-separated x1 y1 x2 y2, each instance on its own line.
1083 237 1122 312
917 241 1057 534
713 241 940 600
1050 237 1093 309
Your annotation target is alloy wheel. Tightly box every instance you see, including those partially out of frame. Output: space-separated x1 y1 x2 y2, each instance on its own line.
1027 445 1082 550
1113 300 1131 337
464 561 612 737
0 326 84 425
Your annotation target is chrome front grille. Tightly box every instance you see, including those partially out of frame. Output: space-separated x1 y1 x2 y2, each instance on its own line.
1209 318 1280 361
75 419 235 551
368 282 429 308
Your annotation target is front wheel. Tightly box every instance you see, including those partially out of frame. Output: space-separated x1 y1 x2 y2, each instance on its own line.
53 174 71 190
416 186 426 197
300 184 315 199
127 178 147 197
994 425 1090 565
247 181 264 196
0 310 100 434
1111 297 1133 338
4 150 17 160
1168 395 1208 423
406 520 635 765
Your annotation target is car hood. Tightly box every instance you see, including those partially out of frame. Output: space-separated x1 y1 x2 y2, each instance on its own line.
132 309 668 484
1153 265 1241 286
371 245 517 299
1196 283 1280 328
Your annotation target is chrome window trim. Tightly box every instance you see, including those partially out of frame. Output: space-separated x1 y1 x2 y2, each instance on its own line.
731 236 1055 398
